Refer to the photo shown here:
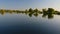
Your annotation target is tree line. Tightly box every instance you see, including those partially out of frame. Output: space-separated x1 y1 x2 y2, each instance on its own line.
0 8 60 19
0 8 60 15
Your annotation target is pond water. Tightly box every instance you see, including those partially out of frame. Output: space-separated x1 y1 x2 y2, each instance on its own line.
0 13 60 34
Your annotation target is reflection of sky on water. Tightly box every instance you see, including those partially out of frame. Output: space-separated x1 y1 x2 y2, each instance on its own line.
0 13 60 34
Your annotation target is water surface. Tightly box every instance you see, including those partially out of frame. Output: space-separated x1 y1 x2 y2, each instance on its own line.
0 13 60 34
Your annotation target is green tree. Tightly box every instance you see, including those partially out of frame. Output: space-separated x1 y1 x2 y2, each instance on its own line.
48 8 54 14
29 8 33 12
42 9 47 14
34 8 38 12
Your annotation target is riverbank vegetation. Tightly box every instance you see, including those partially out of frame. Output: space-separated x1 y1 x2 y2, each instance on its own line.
0 8 60 15
0 8 60 19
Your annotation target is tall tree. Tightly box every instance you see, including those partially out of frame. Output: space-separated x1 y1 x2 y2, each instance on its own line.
29 8 33 12
42 8 47 14
48 8 54 14
34 8 38 12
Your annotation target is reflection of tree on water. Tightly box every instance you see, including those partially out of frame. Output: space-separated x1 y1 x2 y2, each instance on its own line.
28 13 32 17
47 8 54 19
28 8 39 17
25 9 28 15
42 8 54 19
33 8 39 17
34 13 38 17
28 13 39 17
0 8 60 19
0 10 5 15
42 13 54 19
42 8 47 18
48 14 54 19
28 8 33 17
42 14 47 18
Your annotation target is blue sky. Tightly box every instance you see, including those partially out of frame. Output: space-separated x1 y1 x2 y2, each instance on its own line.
0 0 60 10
